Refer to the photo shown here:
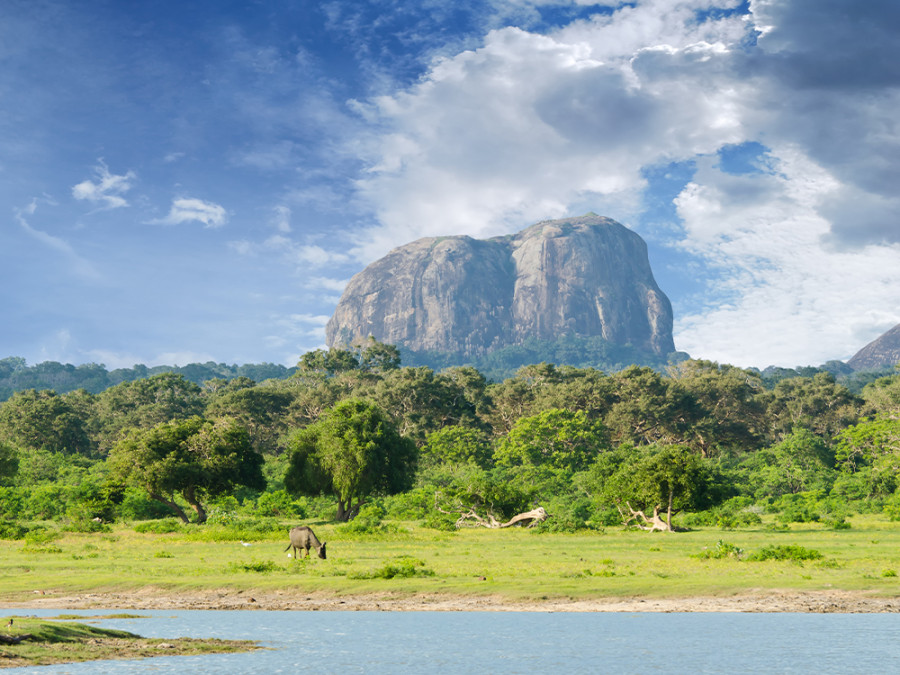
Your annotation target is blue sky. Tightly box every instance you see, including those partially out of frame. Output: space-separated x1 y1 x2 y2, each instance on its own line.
2 0 899 370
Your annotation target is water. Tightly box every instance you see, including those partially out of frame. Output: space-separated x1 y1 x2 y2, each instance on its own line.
1 609 897 674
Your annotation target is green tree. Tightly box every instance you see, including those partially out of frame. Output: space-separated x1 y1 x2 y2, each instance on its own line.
0 441 18 486
861 372 900 419
107 417 265 523
94 373 205 453
834 416 900 497
357 366 482 444
0 389 93 455
205 384 294 454
740 427 835 498
422 426 492 469
761 372 864 444
284 399 417 521
605 366 703 449
603 444 720 531
670 359 766 456
494 408 608 475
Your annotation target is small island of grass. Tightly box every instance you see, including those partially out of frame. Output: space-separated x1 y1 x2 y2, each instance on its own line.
0 615 261 669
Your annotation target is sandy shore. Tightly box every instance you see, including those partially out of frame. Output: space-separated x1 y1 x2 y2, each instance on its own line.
3 588 899 613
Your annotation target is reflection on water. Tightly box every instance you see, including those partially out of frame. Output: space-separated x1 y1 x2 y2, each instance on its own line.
1 608 898 674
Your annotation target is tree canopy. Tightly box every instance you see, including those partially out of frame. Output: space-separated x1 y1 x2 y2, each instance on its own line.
284 399 417 520
108 416 265 523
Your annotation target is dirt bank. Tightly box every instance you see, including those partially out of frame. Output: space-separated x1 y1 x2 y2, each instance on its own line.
3 588 899 613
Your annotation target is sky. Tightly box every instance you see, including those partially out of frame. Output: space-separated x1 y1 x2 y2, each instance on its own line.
2 0 899 371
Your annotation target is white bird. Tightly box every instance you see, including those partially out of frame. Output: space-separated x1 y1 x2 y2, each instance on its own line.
240 541 251 547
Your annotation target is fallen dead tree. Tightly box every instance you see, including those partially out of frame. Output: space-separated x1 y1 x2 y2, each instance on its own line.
435 493 549 529
616 501 676 532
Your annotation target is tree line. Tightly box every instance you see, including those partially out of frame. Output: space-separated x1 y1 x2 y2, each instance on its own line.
0 340 898 532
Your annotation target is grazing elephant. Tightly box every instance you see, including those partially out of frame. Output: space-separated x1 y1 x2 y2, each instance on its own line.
285 526 327 559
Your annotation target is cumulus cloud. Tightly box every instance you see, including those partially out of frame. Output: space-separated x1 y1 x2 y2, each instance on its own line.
352 4 753 260
673 148 900 366
71 160 135 210
150 198 228 228
348 0 900 365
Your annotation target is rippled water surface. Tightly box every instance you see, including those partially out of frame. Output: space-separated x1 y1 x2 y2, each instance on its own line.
1 609 898 674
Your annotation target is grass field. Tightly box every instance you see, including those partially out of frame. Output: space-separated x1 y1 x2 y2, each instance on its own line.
2 516 900 605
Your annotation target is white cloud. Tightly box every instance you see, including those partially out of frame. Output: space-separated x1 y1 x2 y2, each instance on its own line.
150 198 228 228
346 0 900 366
308 276 349 293
673 149 900 367
14 200 101 281
352 7 752 261
228 234 351 268
71 160 135 210
272 205 292 233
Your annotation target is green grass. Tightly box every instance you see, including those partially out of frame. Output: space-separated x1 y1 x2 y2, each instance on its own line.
0 616 260 667
2 516 900 603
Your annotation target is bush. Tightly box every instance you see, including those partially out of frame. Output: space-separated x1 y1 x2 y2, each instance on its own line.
228 560 280 574
182 518 285 542
532 496 593 533
254 490 307 518
382 488 434 520
117 488 176 521
0 520 30 540
133 519 185 534
695 540 743 560
351 556 434 579
339 503 403 535
421 510 458 531
747 545 823 562
772 492 823 524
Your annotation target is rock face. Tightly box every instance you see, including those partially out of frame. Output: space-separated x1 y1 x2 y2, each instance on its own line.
326 214 676 358
848 323 900 371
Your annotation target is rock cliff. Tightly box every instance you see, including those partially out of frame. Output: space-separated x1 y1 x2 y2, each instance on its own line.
326 214 676 359
848 323 900 371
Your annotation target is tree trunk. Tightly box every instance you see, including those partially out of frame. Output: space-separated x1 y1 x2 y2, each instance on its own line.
181 487 207 524
335 497 364 521
667 488 674 530
336 499 350 522
149 493 190 523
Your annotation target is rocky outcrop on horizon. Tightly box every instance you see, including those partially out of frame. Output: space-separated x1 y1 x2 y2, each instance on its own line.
848 323 900 371
326 214 676 360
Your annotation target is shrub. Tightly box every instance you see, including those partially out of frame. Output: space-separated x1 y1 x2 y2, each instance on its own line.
421 510 457 531
182 518 284 542
351 556 435 579
133 519 185 534
695 540 744 560
254 490 307 518
0 521 30 540
228 560 280 573
117 488 176 521
747 545 823 562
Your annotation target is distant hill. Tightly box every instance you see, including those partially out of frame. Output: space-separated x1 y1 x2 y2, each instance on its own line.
848 323 900 371
0 358 296 401
327 214 677 371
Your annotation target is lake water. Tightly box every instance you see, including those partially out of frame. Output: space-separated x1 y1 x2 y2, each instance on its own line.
1 609 898 674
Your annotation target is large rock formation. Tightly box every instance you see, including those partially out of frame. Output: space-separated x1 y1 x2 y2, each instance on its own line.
848 323 900 371
326 214 676 359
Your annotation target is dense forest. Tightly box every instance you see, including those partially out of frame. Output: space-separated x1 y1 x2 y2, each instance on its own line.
0 340 898 536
